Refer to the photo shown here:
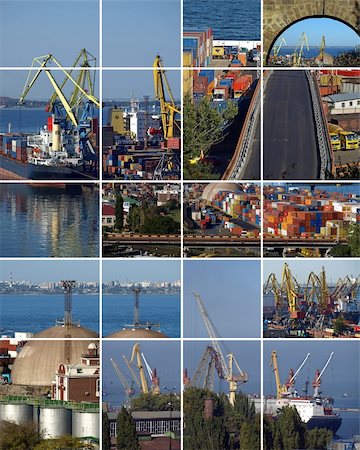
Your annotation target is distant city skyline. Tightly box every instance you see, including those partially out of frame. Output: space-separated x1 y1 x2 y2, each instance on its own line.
0 261 99 283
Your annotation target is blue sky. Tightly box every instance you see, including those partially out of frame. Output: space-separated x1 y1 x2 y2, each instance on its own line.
183 260 261 338
0 260 99 283
102 260 180 282
0 69 180 100
103 0 181 67
102 340 181 405
0 0 100 67
264 260 359 285
184 340 261 395
276 18 359 47
264 341 360 402
103 69 181 100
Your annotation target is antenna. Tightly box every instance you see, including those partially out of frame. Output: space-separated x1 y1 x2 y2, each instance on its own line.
61 280 76 364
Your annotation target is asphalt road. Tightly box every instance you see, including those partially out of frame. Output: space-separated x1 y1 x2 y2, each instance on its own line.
264 71 320 180
242 111 260 179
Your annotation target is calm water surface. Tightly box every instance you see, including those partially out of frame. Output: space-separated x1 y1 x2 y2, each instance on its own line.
102 294 180 338
0 184 99 257
0 294 99 334
184 0 260 40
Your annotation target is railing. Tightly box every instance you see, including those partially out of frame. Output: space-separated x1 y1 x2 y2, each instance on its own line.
223 76 262 180
0 395 99 411
305 71 333 179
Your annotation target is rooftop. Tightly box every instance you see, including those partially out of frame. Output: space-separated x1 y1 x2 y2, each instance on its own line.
323 93 360 103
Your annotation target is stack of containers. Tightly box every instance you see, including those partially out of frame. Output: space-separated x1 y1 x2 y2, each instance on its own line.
198 70 216 95
183 28 213 67
233 75 253 98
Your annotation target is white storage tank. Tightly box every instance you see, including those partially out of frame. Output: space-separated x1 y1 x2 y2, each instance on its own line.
39 406 72 438
72 410 99 438
0 403 33 423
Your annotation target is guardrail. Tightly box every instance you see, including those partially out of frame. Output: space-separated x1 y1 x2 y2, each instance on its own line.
305 70 333 179
223 77 261 180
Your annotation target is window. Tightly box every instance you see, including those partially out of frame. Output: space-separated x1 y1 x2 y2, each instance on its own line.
357 100 360 105
341 102 345 108
110 421 116 437
349 101 353 106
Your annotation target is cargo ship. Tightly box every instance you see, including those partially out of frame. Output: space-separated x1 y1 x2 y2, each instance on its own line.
0 116 97 180
267 397 342 434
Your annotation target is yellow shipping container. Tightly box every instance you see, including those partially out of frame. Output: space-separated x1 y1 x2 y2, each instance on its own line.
183 51 193 68
212 46 225 57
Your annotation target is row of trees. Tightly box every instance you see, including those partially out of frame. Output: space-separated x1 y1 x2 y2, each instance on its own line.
114 194 180 235
330 223 360 257
184 388 333 450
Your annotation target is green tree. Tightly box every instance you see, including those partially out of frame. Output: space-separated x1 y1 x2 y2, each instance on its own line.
183 94 238 179
141 215 180 234
306 427 332 449
131 393 180 412
0 421 42 450
348 223 360 257
184 387 227 450
278 406 306 450
333 315 347 335
116 407 139 450
102 411 111 450
115 194 124 230
34 436 94 449
126 205 141 232
239 418 260 450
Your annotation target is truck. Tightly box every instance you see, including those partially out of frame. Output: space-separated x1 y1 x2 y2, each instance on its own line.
339 131 359 150
329 132 341 151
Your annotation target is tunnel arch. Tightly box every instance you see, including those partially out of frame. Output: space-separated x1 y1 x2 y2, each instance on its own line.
264 0 360 63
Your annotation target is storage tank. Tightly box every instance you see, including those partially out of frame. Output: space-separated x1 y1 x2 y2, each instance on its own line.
0 402 33 423
39 406 72 438
72 410 99 438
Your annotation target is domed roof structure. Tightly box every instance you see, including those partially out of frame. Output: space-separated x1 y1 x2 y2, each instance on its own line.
107 328 168 338
202 183 241 203
33 325 98 339
12 338 99 386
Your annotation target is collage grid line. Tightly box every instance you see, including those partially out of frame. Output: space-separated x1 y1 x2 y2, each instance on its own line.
0 0 359 449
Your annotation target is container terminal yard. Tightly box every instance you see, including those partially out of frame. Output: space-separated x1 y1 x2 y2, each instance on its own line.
0 50 100 181
183 68 260 180
183 183 260 257
102 340 181 449
264 69 360 180
102 183 181 257
102 56 181 181
263 261 360 338
0 282 100 447
263 184 360 257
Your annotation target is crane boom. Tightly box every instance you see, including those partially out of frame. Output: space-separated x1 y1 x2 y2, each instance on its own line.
316 352 334 383
110 357 131 390
130 343 149 394
193 292 229 378
122 354 141 388
289 353 310 384
141 352 153 379
153 55 180 140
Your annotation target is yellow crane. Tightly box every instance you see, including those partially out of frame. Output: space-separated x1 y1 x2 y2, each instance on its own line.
273 37 287 59
153 55 181 141
281 263 303 319
129 343 149 394
271 351 310 399
19 52 100 128
305 266 329 311
292 32 309 67
264 273 283 309
318 35 326 63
